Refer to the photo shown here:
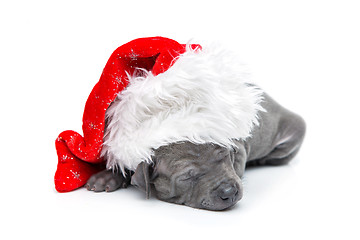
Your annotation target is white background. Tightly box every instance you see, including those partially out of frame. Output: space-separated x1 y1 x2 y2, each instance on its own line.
1 0 359 239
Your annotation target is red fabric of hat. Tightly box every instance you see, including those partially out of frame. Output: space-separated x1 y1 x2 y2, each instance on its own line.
54 37 200 192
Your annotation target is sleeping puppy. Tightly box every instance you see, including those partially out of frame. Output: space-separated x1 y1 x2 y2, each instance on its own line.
85 92 306 210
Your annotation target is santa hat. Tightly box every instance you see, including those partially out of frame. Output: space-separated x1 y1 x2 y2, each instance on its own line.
54 36 263 192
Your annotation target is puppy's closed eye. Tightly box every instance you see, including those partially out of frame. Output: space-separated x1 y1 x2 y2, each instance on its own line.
179 169 204 182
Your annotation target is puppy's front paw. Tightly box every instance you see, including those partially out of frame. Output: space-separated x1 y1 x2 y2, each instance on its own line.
85 169 130 192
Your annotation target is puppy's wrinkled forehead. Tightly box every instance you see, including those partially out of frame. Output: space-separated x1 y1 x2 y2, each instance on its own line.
154 142 229 165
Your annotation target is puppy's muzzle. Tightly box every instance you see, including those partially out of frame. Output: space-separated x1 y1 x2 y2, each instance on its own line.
204 181 242 210
217 183 240 202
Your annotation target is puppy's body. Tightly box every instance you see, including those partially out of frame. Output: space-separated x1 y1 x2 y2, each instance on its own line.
244 92 305 166
86 92 305 210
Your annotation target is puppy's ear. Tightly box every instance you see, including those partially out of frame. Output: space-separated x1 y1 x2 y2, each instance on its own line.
131 162 153 199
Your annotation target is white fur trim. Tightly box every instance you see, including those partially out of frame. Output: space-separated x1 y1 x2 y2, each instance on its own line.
101 45 264 173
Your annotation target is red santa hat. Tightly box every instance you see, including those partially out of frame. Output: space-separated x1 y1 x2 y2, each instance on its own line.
54 36 264 192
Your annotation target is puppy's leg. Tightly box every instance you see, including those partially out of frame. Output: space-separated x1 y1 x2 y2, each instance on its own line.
85 169 131 192
248 114 306 166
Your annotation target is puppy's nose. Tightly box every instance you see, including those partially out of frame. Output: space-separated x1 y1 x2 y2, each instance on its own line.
217 183 239 202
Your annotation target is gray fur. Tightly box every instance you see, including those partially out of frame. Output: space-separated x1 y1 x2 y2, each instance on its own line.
85 169 131 192
87 92 306 211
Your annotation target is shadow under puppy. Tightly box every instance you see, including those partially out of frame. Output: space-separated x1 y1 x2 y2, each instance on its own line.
85 45 306 211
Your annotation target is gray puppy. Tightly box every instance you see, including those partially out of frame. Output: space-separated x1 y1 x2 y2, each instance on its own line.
86 92 305 211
